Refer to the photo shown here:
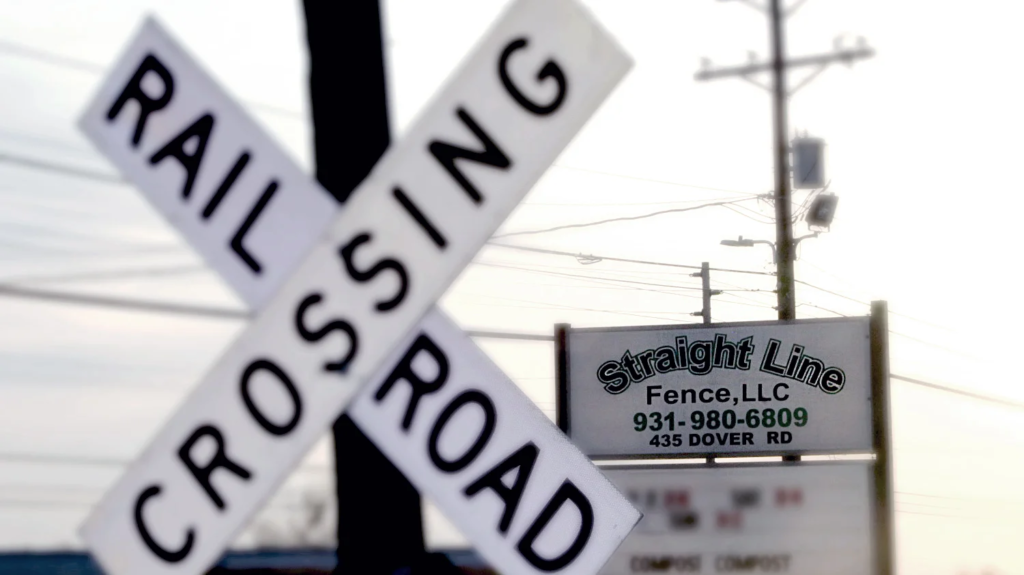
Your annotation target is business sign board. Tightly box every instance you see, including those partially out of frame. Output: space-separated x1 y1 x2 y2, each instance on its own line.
598 462 876 575
558 318 873 458
78 2 638 574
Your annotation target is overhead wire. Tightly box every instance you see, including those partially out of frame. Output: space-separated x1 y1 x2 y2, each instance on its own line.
549 164 764 197
0 283 248 320
0 264 207 285
473 261 705 300
0 152 125 184
890 374 1024 411
522 193 763 208
721 202 776 224
798 303 980 359
492 198 758 238
0 128 94 155
472 261 780 312
798 259 954 332
451 294 694 324
0 38 304 120
0 451 330 475
486 242 776 277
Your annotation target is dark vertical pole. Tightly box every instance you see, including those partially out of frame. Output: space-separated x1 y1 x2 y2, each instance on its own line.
555 323 571 434
700 262 711 325
699 263 715 463
870 301 894 575
304 0 390 203
302 3 436 574
769 0 796 320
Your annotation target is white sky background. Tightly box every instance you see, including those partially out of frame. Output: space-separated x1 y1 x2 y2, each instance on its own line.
0 0 1022 573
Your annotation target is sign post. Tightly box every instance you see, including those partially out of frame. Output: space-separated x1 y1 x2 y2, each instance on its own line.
77 2 641 574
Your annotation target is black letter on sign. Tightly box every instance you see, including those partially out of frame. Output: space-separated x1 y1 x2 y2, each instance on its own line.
375 334 449 430
464 442 539 534
107 54 174 147
499 38 567 116
393 187 447 249
149 113 214 200
517 481 594 572
295 293 358 373
428 108 511 204
240 359 302 436
230 180 278 274
202 151 251 219
339 232 408 312
428 390 496 473
134 485 194 563
177 425 252 510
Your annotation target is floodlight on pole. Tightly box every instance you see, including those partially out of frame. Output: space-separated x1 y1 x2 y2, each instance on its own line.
806 193 839 229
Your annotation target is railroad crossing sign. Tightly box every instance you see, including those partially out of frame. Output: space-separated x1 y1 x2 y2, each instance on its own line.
77 1 639 574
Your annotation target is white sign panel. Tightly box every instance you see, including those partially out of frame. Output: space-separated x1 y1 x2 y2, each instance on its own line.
564 319 872 458
79 19 336 311
79 2 632 574
599 463 875 575
349 312 641 574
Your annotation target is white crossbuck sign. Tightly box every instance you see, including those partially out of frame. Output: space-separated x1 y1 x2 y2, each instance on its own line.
77 1 640 574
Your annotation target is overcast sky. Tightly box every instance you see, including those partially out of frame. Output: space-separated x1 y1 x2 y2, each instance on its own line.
0 1 1022 573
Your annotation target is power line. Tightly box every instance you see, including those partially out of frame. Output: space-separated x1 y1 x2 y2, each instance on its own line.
487 242 955 334
799 304 982 360
797 302 846 317
0 39 105 72
798 259 954 332
793 277 868 307
722 202 776 224
492 198 758 238
473 261 706 292
486 242 776 277
0 152 125 184
0 283 248 319
891 374 1024 411
525 197 747 207
0 128 94 155
1 272 1016 411
896 490 1024 507
455 297 686 325
465 329 554 342
472 261 707 304
550 164 764 198
0 264 207 285
0 39 303 120
0 451 331 475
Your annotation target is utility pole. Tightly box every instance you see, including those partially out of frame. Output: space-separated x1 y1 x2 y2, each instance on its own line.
691 262 719 325
696 0 873 320
768 0 795 320
693 261 715 464
303 2 459 573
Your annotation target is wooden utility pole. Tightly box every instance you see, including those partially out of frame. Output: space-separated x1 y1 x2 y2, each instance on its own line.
303 2 458 573
696 0 873 320
768 0 796 320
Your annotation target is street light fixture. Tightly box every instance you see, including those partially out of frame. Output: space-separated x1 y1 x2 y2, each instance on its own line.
720 233 819 265
720 235 778 263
